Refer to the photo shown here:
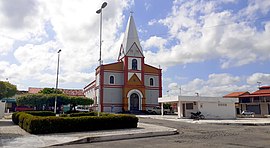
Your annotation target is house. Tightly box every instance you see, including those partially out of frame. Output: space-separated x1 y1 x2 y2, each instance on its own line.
159 95 238 119
28 87 85 97
223 91 250 114
224 86 270 117
83 14 162 113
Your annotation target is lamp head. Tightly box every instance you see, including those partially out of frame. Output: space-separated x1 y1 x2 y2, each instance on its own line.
58 49 62 53
96 9 101 14
101 2 107 9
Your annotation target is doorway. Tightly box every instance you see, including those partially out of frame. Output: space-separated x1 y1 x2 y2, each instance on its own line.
130 93 139 111
182 103 186 117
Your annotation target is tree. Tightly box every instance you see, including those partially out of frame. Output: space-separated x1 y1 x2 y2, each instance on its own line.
16 94 94 111
0 81 17 100
69 96 94 111
39 88 62 94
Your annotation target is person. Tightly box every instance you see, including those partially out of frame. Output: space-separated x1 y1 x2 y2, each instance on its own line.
111 105 114 113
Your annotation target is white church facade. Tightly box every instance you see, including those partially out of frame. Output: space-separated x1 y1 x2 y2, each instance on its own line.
84 15 162 113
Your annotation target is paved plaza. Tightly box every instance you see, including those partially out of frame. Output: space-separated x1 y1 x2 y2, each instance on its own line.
1 115 270 147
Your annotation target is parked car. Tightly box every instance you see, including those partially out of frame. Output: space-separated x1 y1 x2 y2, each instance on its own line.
75 106 90 112
15 106 33 112
241 110 255 115
147 106 171 114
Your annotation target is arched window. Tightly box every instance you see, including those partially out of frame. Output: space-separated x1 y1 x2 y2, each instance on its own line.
132 59 137 70
109 76 115 84
150 78 154 86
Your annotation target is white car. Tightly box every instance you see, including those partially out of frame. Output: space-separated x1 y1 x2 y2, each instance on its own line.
241 110 255 115
147 106 171 114
75 106 90 112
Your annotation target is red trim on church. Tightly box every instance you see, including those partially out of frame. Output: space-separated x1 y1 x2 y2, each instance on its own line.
124 57 128 83
159 69 162 97
141 57 145 85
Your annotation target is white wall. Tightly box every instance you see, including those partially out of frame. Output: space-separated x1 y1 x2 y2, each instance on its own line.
84 87 95 99
104 72 124 85
144 75 159 87
145 89 159 104
103 88 122 104
0 102 5 119
198 102 236 119
128 73 141 80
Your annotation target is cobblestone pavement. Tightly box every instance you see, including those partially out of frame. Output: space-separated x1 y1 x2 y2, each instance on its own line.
0 119 176 148
54 117 270 148
0 120 29 147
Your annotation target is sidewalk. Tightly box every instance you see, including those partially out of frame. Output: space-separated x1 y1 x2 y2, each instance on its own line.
137 115 270 126
0 119 177 148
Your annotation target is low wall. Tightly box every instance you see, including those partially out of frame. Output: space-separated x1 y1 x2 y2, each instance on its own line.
0 102 5 118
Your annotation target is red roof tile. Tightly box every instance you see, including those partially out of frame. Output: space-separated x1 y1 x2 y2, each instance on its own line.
28 87 84 97
251 89 270 95
28 87 43 94
223 92 250 98
61 89 84 97
240 94 270 98
259 86 270 89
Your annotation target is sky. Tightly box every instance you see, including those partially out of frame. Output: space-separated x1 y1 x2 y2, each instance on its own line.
0 0 270 97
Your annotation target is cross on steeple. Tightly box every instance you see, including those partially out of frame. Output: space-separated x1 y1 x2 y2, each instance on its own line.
130 11 134 16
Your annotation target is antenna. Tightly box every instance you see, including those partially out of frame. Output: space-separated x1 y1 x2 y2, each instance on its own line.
257 81 262 88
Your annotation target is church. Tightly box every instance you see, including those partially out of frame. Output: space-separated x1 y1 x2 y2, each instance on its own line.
83 15 162 113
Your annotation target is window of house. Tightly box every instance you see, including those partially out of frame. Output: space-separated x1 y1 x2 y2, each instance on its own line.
218 103 227 107
109 76 115 84
132 59 137 70
150 78 154 86
186 103 193 110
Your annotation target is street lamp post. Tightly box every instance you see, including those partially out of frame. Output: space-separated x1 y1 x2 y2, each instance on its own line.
96 2 107 116
54 49 61 114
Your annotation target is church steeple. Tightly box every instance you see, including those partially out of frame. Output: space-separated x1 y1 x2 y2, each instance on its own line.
118 14 144 60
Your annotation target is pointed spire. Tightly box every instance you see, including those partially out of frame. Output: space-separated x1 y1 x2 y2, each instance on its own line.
118 14 143 60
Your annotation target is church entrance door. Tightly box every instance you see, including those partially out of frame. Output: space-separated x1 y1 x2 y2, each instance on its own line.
130 93 139 111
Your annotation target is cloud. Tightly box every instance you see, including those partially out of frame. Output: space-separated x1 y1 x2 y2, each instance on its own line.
247 73 270 85
0 36 14 55
142 36 167 51
207 73 240 86
144 2 151 11
143 0 270 69
167 73 258 97
0 0 131 89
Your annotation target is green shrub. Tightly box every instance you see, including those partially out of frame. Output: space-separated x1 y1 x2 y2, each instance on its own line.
59 114 69 117
12 112 21 125
12 112 138 134
25 111 56 116
18 112 32 127
70 111 98 117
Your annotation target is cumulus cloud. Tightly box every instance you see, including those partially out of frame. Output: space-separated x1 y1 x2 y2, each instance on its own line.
143 0 270 69
247 73 270 85
0 0 131 89
167 73 259 97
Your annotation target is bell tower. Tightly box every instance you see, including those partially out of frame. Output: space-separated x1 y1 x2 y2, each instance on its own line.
119 14 146 111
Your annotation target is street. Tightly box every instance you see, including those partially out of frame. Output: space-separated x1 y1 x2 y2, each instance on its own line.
51 117 270 148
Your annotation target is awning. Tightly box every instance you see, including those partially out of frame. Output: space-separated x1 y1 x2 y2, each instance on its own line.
1 98 16 103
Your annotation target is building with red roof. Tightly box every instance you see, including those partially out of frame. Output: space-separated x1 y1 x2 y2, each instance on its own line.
224 86 270 117
28 87 84 97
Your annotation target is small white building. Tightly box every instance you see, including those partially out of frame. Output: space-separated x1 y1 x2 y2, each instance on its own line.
159 95 238 119
0 101 5 119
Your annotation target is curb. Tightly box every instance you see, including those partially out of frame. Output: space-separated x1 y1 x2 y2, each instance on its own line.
138 116 270 126
208 122 270 126
49 129 178 146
